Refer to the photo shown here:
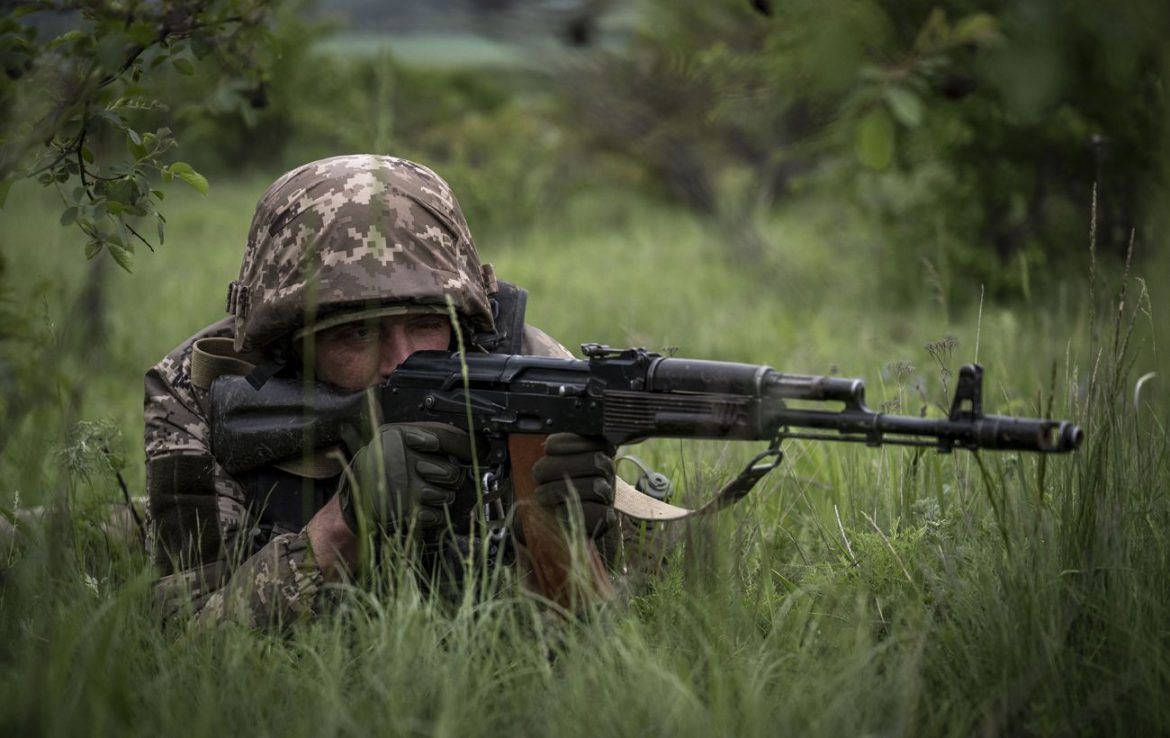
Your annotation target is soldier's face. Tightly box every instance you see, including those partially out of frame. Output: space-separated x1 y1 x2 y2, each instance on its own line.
307 313 451 391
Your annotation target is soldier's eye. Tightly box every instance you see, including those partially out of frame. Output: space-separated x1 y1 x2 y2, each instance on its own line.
334 324 375 344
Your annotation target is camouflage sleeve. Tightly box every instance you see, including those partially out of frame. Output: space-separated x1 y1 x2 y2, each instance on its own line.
145 318 324 629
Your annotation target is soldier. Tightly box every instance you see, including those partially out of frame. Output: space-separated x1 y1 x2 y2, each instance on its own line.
145 155 617 628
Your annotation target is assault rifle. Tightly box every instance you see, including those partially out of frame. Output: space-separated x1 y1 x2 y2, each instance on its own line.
211 344 1083 607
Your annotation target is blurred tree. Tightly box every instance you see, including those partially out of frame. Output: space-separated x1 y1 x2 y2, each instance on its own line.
559 0 1168 297
559 0 816 262
856 0 1168 299
166 32 568 233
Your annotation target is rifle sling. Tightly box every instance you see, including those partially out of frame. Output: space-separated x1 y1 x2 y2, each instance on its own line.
613 444 782 522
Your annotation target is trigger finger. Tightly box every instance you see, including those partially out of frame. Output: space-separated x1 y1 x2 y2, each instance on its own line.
416 459 464 486
543 433 610 456
417 485 456 507
414 508 443 528
533 451 613 484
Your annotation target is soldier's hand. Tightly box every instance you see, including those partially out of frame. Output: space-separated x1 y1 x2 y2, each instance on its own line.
339 423 473 535
531 433 617 539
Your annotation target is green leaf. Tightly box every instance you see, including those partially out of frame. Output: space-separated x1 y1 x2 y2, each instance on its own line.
127 130 147 160
100 177 132 205
954 13 1000 45
855 107 895 171
157 217 165 246
885 86 924 127
191 33 212 59
60 206 78 226
914 7 950 52
95 32 131 72
127 21 156 46
81 146 95 164
168 161 209 195
0 177 12 209
58 29 87 45
97 109 127 131
171 57 195 76
117 224 135 253
108 243 134 273
84 241 103 260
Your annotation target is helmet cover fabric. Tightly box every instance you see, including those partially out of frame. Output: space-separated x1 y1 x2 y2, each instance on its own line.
230 155 494 351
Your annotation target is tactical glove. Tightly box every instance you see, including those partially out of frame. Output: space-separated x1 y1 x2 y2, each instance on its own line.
339 422 473 535
530 433 617 539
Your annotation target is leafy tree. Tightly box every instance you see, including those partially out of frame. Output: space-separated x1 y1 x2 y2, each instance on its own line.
0 0 289 453
557 0 997 263
0 0 285 271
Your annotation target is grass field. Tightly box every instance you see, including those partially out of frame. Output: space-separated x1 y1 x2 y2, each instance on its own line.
1 172 1167 736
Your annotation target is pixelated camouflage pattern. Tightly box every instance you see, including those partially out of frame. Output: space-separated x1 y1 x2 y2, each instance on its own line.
230 155 495 352
190 532 322 629
146 317 574 629
144 317 233 459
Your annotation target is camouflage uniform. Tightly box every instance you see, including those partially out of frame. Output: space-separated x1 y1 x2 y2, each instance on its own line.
145 155 572 629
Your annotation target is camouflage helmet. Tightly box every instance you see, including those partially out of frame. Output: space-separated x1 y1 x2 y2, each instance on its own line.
226 155 497 352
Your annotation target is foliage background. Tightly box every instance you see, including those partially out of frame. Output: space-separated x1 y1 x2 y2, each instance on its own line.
1 1 1167 735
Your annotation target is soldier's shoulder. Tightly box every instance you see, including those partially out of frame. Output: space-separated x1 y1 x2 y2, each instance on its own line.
147 317 236 391
521 325 575 359
145 318 235 458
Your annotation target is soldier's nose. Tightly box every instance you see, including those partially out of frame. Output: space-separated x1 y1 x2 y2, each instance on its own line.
379 329 414 379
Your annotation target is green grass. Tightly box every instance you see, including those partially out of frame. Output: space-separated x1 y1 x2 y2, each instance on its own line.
1 174 1167 736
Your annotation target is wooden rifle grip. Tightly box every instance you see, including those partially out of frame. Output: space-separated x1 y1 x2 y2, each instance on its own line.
508 434 615 610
